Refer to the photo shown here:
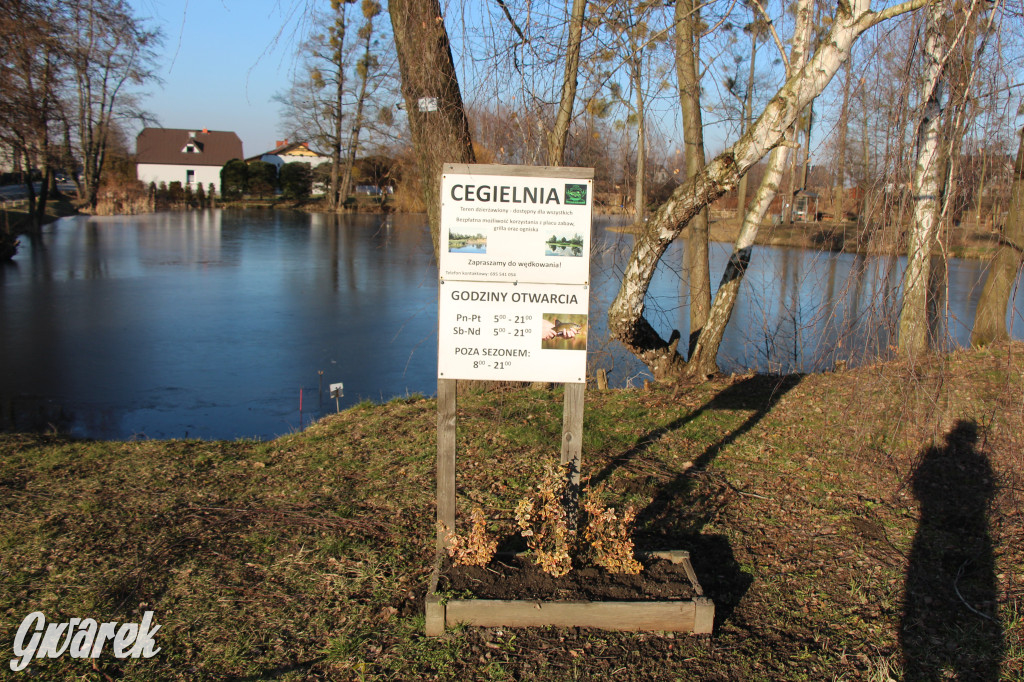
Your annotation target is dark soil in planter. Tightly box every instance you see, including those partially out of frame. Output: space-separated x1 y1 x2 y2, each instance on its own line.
439 555 698 601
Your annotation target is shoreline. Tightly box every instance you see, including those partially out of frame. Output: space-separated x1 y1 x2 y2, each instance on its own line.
607 215 1002 260
5 196 1003 262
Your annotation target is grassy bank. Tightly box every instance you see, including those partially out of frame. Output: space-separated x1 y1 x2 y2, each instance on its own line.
1 345 1022 680
2 193 79 234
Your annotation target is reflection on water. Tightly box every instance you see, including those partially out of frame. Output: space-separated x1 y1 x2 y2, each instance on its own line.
589 222 1022 377
2 211 1021 440
544 244 583 257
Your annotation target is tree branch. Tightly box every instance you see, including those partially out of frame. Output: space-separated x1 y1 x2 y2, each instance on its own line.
748 0 789 73
494 0 526 43
861 0 936 28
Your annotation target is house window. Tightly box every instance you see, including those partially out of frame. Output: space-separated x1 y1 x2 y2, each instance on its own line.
186 170 195 185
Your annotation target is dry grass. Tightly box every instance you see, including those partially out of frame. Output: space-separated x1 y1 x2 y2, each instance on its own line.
1 344 1021 680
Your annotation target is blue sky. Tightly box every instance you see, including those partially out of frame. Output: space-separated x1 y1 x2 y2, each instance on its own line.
129 0 312 156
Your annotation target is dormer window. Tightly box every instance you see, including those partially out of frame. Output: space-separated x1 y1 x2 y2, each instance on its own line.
181 139 203 154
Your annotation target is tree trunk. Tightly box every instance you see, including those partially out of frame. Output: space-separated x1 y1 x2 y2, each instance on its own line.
800 101 813 190
329 9 348 212
972 127 1024 346
684 0 812 377
546 0 586 166
630 52 647 223
389 0 475 260
675 0 710 356
834 55 852 218
608 0 922 379
688 144 792 377
898 2 948 359
735 27 758 217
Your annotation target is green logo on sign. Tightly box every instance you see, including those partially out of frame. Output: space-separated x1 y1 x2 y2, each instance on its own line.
564 183 587 205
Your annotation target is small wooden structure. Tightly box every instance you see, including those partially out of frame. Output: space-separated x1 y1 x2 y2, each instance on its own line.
429 379 715 637
426 548 714 635
792 189 819 221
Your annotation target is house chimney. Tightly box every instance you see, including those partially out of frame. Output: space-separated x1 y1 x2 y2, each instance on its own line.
202 128 208 134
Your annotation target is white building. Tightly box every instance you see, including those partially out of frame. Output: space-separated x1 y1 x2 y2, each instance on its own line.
247 140 331 171
136 128 243 192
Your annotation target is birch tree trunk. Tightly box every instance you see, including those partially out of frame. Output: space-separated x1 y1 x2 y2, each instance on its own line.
684 0 813 378
389 0 475 260
546 0 586 166
971 127 1024 346
898 2 948 359
675 0 710 357
608 0 930 379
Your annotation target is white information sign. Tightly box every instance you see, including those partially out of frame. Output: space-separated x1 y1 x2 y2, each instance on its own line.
438 281 589 383
438 165 593 383
439 172 592 285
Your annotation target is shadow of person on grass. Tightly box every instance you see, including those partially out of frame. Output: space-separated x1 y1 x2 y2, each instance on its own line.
900 419 1004 681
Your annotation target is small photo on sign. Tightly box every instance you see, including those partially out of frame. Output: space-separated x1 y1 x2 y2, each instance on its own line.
544 229 585 257
541 313 587 351
449 231 486 254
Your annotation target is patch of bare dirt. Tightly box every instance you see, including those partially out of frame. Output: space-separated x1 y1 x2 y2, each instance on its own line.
441 555 697 601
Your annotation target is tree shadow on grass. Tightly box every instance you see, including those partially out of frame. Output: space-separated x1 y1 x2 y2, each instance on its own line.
900 419 1004 681
595 374 802 627
590 374 802 494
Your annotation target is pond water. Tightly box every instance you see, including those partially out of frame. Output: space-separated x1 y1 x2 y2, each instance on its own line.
2 210 1020 440
449 243 486 254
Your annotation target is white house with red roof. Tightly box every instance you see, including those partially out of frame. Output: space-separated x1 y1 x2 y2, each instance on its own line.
136 128 243 191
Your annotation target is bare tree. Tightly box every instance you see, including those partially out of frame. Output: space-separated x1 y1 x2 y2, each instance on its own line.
972 126 1024 346
685 0 816 378
898 1 951 358
675 0 710 356
547 0 588 166
339 0 384 203
607 0 932 380
65 0 160 210
0 0 63 228
389 0 475 259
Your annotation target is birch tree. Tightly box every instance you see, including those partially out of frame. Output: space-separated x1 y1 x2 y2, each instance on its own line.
897 1 950 358
685 0 816 378
607 0 932 380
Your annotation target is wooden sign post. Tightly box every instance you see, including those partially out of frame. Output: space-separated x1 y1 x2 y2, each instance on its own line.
427 164 713 636
434 163 593 552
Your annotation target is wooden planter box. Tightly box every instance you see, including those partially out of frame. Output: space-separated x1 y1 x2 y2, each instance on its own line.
425 550 714 636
